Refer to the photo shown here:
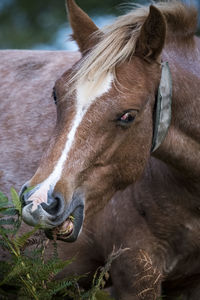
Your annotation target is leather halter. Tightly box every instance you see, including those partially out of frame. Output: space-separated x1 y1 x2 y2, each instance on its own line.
151 62 172 152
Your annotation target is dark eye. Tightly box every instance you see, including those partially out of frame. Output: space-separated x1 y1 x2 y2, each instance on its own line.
118 110 137 125
52 88 57 105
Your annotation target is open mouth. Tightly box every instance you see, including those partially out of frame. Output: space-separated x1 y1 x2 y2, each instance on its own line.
44 204 84 242
45 215 76 242
53 216 74 240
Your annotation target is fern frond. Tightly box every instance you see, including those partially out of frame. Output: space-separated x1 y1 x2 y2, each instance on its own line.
0 238 10 251
0 259 29 286
0 226 17 236
0 207 17 216
14 226 40 249
10 187 22 215
0 261 12 279
0 218 17 226
0 191 8 204
0 207 11 215
27 257 74 283
38 280 75 299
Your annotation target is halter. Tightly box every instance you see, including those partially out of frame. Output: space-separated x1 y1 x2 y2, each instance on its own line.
151 62 172 152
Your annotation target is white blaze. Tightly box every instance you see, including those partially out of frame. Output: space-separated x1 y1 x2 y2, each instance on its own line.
29 73 113 211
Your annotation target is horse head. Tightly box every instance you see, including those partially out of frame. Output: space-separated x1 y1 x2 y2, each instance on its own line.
20 0 171 242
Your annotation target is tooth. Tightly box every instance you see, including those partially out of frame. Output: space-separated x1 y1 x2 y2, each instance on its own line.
52 217 74 238
58 219 73 235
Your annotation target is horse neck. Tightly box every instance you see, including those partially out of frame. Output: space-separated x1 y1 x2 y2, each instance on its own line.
153 36 200 185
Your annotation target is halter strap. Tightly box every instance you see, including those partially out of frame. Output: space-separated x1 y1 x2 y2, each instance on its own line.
151 61 172 152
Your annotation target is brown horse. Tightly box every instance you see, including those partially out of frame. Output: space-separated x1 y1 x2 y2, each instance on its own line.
1 0 200 299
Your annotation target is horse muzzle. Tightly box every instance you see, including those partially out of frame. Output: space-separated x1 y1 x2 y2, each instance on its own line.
20 185 84 242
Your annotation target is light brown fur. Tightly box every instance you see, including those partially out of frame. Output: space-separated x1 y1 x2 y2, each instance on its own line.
68 1 197 93
1 1 200 300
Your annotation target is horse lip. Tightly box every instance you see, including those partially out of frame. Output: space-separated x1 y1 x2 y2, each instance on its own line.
22 203 56 228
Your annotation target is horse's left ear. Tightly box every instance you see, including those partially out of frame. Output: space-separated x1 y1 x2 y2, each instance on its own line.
136 5 166 61
66 0 99 53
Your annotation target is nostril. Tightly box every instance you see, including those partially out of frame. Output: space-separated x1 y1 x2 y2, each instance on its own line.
41 194 63 216
21 193 26 207
48 197 59 210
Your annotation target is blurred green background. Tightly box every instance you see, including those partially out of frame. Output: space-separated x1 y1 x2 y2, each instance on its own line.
0 0 199 50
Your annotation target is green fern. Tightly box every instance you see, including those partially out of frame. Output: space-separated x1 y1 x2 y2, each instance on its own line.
10 187 22 215
0 189 115 300
0 191 8 205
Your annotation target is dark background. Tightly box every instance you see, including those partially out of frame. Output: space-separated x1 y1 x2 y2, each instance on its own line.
0 0 199 50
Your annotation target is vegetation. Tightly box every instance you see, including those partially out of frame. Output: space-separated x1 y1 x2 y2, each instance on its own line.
0 188 115 300
1 0 199 50
0 0 146 49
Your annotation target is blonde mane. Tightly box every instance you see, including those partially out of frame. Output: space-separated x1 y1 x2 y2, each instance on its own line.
68 1 197 94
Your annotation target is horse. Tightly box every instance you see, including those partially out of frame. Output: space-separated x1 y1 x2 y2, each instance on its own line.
1 0 200 299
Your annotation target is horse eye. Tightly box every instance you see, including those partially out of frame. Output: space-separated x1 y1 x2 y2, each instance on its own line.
118 111 136 124
52 88 57 105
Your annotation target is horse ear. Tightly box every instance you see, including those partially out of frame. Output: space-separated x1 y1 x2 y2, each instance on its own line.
66 0 99 53
136 5 166 61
